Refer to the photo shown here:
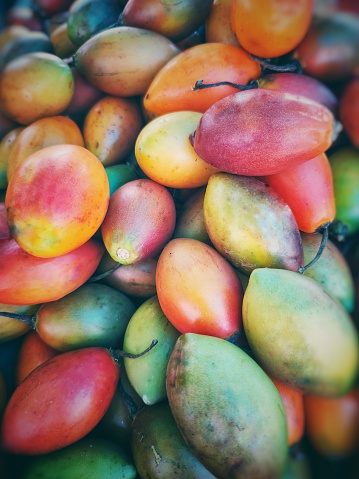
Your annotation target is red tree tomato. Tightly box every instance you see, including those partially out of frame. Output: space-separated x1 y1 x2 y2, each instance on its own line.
156 238 243 339
261 153 336 233
339 77 359 149
1 347 119 455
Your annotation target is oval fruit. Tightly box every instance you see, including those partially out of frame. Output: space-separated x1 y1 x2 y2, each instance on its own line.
230 0 313 58
135 111 218 189
156 238 243 339
0 52 74 125
204 173 304 273
5 144 109 258
190 89 334 176
243 268 359 396
101 179 176 265
73 26 180 97
166 333 288 478
1 347 119 455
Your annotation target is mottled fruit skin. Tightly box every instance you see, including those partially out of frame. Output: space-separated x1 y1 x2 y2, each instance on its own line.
243 268 359 397
132 402 217 478
5 144 109 258
190 89 334 176
204 173 304 273
1 347 119 455
166 333 288 479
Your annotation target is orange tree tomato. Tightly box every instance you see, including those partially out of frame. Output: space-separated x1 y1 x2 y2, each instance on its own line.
156 238 243 339
5 144 109 258
230 0 313 58
260 153 336 233
143 42 261 116
304 389 359 457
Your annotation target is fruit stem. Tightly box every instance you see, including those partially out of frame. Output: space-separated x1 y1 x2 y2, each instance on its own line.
249 54 302 73
87 263 122 283
298 224 330 274
0 312 36 329
192 79 258 91
112 339 158 361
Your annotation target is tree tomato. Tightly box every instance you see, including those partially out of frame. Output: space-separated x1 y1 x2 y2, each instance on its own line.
1 347 119 455
156 238 243 339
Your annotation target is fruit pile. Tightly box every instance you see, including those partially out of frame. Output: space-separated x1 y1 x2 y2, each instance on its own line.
0 0 359 478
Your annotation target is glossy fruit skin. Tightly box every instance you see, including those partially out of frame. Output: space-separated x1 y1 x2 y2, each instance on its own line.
190 89 334 176
270 376 305 447
83 96 143 167
6 116 84 182
166 333 288 479
156 238 243 338
5 144 109 258
339 77 359 149
205 0 240 46
102 179 176 265
0 238 104 305
143 42 261 116
304 388 359 457
230 0 313 58
135 111 218 189
15 331 59 385
261 152 336 233
258 72 338 114
20 437 137 479
131 402 217 478
119 0 214 42
243 268 359 397
1 347 119 455
295 12 359 82
329 147 359 235
204 173 304 274
74 26 180 97
0 52 74 125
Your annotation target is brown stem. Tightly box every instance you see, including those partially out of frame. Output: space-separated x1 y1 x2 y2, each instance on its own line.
0 312 36 329
249 54 302 73
112 339 158 360
87 263 122 283
192 79 258 91
298 224 330 274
